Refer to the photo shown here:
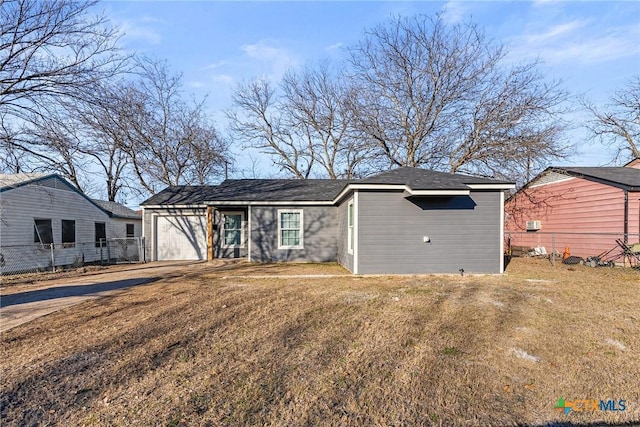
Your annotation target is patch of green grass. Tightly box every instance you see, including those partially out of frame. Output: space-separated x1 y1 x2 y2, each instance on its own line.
441 346 462 356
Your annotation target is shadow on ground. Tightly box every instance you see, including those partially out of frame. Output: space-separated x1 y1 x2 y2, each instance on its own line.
0 278 159 308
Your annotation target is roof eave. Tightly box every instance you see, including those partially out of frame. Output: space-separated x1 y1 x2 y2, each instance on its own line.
551 167 636 191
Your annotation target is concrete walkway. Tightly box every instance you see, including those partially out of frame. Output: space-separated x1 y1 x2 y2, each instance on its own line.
0 261 205 332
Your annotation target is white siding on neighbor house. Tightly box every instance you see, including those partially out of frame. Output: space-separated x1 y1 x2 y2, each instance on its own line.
109 218 142 239
0 182 111 246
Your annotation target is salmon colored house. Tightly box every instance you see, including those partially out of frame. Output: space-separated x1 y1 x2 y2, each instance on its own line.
505 159 640 259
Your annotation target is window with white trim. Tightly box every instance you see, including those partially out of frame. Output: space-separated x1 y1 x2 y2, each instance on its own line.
278 209 303 249
223 212 244 247
347 199 354 254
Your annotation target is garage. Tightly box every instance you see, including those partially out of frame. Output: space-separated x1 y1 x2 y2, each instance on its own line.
155 215 207 260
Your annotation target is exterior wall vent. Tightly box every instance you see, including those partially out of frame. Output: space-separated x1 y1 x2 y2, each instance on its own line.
526 220 542 231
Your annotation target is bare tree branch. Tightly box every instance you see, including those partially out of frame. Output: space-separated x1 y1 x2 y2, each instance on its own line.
347 14 569 182
0 0 128 122
581 76 640 163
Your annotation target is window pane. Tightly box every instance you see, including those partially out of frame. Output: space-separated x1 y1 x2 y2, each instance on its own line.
62 220 76 245
34 219 53 244
126 223 135 238
281 212 300 229
224 230 241 246
281 229 300 247
224 214 241 230
348 203 353 226
95 222 106 247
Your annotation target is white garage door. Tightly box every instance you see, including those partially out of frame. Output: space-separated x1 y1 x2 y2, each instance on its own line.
155 216 207 260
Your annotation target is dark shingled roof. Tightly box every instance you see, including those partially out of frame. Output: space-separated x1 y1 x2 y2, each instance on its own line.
357 167 512 190
552 167 640 190
141 167 513 206
92 200 142 220
142 179 352 205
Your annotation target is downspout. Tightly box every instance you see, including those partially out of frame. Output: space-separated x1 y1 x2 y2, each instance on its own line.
623 190 629 244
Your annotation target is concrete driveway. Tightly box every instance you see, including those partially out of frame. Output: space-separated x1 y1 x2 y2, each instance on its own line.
0 261 209 332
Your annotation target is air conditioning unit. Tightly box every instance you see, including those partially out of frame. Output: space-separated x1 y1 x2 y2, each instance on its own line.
526 220 542 231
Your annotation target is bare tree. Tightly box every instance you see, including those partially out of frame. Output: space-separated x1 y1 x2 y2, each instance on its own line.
0 0 126 121
582 76 640 163
228 78 314 179
281 64 375 178
119 57 231 195
228 65 373 179
347 14 568 181
0 104 87 189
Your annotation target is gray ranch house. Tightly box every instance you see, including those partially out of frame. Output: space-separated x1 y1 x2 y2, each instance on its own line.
141 167 515 274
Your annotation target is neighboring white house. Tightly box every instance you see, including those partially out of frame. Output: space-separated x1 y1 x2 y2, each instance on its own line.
92 199 142 239
0 173 142 273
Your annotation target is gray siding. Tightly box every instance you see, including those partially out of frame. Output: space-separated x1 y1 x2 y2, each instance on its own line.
250 205 338 263
336 197 354 272
213 209 248 259
357 191 501 274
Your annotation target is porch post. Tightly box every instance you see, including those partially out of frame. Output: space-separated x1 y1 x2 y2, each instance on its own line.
247 205 252 262
207 206 215 261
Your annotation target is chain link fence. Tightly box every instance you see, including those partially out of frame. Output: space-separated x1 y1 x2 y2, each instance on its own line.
0 237 145 276
505 231 640 267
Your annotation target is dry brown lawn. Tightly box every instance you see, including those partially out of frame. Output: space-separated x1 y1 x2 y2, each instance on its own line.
1 259 639 426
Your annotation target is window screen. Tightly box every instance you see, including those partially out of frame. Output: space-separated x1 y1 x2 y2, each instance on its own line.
95 222 106 247
61 220 76 246
34 219 53 244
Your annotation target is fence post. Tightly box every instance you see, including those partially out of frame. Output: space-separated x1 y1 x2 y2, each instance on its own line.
50 243 55 272
140 237 146 263
551 233 556 266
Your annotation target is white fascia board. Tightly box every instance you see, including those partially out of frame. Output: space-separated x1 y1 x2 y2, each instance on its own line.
205 200 334 206
407 189 470 196
467 183 516 190
333 184 408 204
142 204 207 209
528 176 574 189
334 183 475 203
499 191 505 273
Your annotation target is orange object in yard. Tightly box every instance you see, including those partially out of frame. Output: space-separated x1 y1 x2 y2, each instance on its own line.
563 246 570 259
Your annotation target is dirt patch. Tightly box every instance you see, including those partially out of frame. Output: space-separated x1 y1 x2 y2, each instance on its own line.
1 258 639 426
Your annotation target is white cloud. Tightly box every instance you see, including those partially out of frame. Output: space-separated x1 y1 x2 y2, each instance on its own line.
509 20 640 65
118 16 164 45
203 60 230 70
524 20 586 44
238 39 299 81
211 74 234 86
186 81 205 89
441 0 470 24
531 0 558 6
325 42 344 52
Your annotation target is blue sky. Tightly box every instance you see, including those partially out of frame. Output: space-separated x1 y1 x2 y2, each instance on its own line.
102 0 640 175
